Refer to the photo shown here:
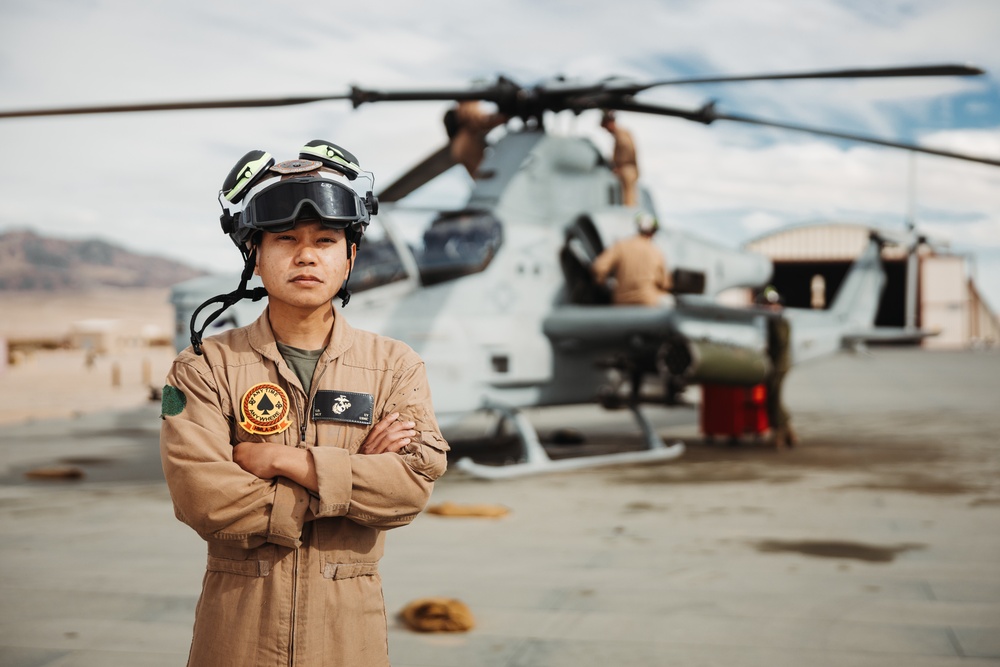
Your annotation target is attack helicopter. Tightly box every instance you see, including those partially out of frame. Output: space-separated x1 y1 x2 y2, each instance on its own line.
3 64 997 478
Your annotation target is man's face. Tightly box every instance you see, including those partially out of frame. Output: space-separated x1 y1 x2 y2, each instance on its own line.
254 219 355 312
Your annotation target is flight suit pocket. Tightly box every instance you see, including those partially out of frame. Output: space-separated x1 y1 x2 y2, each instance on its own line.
322 561 378 580
207 555 271 577
206 543 276 577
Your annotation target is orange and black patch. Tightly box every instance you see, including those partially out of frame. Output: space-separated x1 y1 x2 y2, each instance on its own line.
240 383 292 435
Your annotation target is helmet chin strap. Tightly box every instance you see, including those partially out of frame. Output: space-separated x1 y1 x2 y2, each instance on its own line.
190 233 359 354
336 236 358 307
188 247 268 355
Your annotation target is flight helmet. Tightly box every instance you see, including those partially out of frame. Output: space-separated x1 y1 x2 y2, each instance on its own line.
189 140 379 354
636 211 659 234
218 139 377 255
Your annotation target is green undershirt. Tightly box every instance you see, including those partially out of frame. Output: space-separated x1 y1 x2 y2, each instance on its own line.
277 342 324 396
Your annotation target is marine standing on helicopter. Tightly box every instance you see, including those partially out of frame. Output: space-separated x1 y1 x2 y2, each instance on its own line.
159 141 448 667
444 100 507 178
600 110 640 207
592 212 673 306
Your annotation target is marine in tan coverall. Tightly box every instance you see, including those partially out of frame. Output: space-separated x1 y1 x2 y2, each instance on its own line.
601 110 640 207
160 147 448 666
445 100 506 178
758 286 798 449
591 213 672 306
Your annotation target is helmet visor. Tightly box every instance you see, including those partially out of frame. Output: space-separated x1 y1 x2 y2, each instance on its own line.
244 178 364 232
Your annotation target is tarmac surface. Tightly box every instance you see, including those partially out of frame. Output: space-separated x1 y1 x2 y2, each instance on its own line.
1 347 998 666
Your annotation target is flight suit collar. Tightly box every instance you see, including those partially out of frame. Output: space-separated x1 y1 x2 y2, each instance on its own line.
246 306 356 368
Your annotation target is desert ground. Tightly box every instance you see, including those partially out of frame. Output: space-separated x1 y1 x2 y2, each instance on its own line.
0 289 998 666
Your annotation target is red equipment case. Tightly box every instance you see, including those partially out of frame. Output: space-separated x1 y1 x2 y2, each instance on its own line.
700 384 769 439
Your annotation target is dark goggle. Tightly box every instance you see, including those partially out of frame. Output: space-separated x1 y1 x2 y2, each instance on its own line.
243 178 366 231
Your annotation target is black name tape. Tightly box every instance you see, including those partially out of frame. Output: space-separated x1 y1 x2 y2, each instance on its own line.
312 390 374 425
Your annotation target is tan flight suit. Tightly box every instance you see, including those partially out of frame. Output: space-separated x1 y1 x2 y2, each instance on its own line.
160 310 448 666
765 313 795 447
448 100 505 178
607 124 639 206
591 234 672 306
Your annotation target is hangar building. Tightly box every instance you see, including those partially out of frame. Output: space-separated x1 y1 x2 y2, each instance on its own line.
742 222 999 349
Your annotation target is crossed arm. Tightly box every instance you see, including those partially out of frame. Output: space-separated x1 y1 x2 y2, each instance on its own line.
232 412 417 492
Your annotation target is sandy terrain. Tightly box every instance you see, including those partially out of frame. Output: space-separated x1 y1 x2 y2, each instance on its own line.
0 288 177 424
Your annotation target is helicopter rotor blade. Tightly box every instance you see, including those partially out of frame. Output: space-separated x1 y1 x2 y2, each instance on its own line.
613 63 985 96
378 143 456 203
0 82 516 119
0 93 355 119
611 99 1000 168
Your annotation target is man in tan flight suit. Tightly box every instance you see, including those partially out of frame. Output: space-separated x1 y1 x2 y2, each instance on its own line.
601 110 640 206
160 141 448 666
445 100 507 178
591 212 672 306
758 286 798 449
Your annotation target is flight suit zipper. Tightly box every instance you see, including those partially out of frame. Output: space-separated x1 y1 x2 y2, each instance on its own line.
295 364 330 444
289 546 298 666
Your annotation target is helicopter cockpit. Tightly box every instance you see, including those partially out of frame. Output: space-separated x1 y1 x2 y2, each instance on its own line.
350 208 503 292
415 210 502 286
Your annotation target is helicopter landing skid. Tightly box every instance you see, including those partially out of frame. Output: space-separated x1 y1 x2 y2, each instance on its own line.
455 402 685 480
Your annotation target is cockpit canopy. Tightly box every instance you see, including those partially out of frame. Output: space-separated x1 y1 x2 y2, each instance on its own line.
416 210 502 286
350 209 503 293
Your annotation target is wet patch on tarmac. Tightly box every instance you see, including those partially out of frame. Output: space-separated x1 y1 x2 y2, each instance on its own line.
69 426 159 441
836 473 985 496
59 456 115 467
752 539 925 563
612 462 802 486
621 501 668 513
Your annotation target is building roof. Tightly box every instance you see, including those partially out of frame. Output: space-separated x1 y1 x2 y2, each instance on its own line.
744 222 910 261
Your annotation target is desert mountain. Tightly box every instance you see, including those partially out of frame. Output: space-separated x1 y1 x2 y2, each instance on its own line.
0 229 208 290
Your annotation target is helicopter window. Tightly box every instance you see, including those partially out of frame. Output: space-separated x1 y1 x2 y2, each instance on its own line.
349 217 408 293
415 210 502 286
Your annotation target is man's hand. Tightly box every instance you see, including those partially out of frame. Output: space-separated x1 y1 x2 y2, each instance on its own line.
361 412 417 455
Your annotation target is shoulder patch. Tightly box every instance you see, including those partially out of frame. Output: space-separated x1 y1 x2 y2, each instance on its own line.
160 385 186 417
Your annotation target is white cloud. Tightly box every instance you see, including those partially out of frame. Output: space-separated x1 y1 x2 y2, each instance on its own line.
0 0 998 305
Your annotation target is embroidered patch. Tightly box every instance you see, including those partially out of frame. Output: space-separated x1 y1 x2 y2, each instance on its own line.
240 383 293 435
312 390 374 425
160 385 186 417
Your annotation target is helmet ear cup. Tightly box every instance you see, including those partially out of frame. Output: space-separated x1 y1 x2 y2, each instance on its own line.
300 140 361 180
220 211 236 235
221 150 275 204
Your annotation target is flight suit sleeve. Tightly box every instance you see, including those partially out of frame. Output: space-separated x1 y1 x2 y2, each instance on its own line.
657 255 672 293
308 358 449 528
159 355 309 550
592 243 620 284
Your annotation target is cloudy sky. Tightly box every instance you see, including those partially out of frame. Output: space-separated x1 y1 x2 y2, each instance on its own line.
1 0 998 310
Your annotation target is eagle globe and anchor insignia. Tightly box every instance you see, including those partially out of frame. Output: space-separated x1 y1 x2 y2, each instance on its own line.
332 395 352 414
240 383 293 435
